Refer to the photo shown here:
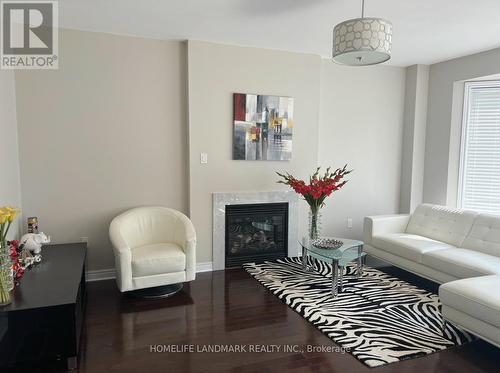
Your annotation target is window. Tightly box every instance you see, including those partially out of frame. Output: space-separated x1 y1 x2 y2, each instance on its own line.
458 81 500 214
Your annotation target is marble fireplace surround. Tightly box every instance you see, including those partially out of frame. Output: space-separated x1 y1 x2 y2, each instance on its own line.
212 191 300 270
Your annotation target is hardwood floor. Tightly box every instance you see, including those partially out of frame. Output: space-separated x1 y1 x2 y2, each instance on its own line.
37 266 499 372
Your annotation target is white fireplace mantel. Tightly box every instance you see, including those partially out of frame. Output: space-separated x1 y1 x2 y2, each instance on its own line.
212 190 300 270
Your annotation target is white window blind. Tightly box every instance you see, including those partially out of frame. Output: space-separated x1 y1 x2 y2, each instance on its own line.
459 81 500 214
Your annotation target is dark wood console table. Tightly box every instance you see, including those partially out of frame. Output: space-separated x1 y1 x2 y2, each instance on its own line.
0 243 86 370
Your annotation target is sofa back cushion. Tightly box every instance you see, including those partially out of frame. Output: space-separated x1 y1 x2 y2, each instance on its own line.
461 214 500 257
405 204 477 247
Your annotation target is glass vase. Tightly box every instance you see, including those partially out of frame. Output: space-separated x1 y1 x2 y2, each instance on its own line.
0 241 12 306
308 208 322 240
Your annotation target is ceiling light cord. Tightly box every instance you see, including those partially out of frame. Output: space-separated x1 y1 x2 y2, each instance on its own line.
361 0 365 18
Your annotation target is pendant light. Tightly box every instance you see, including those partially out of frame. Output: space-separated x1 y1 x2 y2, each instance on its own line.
332 0 392 66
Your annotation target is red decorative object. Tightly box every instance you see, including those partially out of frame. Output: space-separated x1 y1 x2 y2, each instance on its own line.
233 93 246 122
277 165 351 207
9 240 19 259
8 240 25 281
277 165 352 239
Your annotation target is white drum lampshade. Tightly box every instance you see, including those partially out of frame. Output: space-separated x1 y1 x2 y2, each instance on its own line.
332 17 392 66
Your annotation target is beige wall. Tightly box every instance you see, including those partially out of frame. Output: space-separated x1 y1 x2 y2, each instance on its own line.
318 61 406 240
12 32 408 270
400 65 429 213
0 71 22 239
187 41 322 263
15 29 188 270
423 47 500 205
11 31 500 271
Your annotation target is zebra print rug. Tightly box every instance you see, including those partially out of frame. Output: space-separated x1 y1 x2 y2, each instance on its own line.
243 257 473 368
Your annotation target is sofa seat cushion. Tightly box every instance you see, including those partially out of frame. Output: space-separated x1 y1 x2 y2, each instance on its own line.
371 233 455 263
423 249 500 278
132 243 185 277
439 275 500 327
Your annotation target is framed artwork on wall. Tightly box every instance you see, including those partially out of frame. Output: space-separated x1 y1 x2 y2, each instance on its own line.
233 93 294 161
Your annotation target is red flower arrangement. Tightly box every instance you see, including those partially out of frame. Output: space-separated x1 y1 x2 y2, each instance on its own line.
277 165 352 238
277 165 351 208
8 240 25 280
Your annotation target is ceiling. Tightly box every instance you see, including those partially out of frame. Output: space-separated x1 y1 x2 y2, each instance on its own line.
58 0 500 67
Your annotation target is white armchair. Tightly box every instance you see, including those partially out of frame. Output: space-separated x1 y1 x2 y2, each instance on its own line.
109 206 196 295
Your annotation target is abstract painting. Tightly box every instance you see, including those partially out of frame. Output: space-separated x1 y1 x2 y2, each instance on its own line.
233 93 294 161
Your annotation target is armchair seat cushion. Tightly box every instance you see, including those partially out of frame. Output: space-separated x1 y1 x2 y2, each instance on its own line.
371 233 455 263
132 243 186 277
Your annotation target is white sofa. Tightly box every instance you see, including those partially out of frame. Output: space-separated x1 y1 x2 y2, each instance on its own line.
364 203 500 347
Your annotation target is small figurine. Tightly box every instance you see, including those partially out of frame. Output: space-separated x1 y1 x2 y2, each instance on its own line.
20 232 51 254
27 217 39 233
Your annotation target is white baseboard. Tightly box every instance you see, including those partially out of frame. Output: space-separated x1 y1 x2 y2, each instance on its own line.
196 261 213 272
86 268 116 282
85 261 214 282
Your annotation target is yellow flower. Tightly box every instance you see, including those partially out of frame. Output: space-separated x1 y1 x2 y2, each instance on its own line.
5 207 20 222
0 208 8 225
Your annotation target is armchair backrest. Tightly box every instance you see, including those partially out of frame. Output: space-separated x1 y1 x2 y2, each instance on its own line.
112 207 186 248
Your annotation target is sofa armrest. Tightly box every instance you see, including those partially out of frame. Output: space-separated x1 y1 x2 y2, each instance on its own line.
109 221 133 292
174 214 197 282
363 214 411 245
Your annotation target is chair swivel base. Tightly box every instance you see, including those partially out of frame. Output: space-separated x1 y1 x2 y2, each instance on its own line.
129 283 183 299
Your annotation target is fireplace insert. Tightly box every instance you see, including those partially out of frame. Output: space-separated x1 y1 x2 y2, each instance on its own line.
225 202 288 267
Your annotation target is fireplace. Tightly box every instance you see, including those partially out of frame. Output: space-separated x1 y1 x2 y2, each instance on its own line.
225 202 288 267
212 191 299 270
